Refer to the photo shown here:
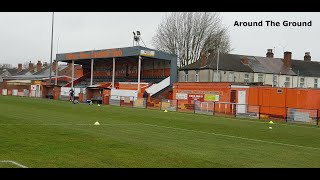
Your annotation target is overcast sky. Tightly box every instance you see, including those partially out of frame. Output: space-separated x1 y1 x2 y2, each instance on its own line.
0 12 319 67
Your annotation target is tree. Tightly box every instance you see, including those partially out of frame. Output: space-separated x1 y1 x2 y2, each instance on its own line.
23 61 30 69
0 63 13 68
152 12 231 68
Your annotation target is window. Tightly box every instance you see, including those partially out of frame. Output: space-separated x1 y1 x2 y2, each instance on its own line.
285 76 291 87
258 74 263 82
300 77 305 88
195 70 200 82
273 75 278 87
184 71 188 82
244 74 249 83
314 79 318 88
228 72 234 82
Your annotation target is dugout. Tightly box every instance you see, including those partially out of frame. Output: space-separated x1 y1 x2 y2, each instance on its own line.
84 83 112 104
42 84 62 100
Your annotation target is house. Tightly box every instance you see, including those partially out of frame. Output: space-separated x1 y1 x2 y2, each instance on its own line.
0 68 19 82
179 49 320 88
1 60 83 97
4 61 83 85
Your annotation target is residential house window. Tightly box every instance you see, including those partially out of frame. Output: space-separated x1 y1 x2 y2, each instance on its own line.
285 76 291 87
300 77 305 88
244 74 249 83
228 72 234 82
314 79 318 88
195 70 200 82
184 71 188 82
258 74 263 82
273 75 278 87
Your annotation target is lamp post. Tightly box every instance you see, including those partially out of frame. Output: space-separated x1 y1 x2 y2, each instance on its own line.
49 12 54 85
216 45 220 82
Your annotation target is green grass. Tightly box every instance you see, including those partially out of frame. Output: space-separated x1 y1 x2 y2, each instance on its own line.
0 95 320 168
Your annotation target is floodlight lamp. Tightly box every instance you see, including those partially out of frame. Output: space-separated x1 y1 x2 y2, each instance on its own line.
133 32 136 36
137 31 140 35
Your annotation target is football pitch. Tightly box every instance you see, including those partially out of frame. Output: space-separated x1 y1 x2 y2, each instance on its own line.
0 95 320 168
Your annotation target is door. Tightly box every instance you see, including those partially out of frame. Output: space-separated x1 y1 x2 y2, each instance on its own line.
231 90 236 103
36 85 41 97
2 89 7 96
237 90 246 113
12 89 18 96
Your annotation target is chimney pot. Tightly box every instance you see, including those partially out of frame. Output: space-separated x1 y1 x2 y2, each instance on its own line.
37 61 42 72
266 49 274 58
28 62 34 72
304 52 311 61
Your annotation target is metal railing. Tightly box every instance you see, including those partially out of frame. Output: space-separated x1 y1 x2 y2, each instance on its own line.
160 99 177 112
133 98 146 109
194 101 214 115
286 108 318 125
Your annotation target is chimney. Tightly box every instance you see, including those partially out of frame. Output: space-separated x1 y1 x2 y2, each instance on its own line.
52 61 57 72
266 49 274 58
200 51 207 67
37 61 42 72
18 63 22 72
242 56 249 65
283 51 292 68
28 61 34 72
304 52 311 61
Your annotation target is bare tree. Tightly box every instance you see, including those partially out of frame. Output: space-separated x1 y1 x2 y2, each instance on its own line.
0 63 13 68
152 12 231 68
23 61 30 69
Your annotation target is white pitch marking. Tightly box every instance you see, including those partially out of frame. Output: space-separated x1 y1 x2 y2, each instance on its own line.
0 160 28 168
0 123 134 126
1 122 319 151
215 116 320 130
132 122 320 151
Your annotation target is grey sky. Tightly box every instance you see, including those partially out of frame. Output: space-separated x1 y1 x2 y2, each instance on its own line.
0 12 319 67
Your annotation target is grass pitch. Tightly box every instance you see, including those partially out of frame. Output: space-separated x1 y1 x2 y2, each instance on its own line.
0 95 320 168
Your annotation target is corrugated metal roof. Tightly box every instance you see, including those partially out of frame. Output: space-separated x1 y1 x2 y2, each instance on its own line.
6 80 32 83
